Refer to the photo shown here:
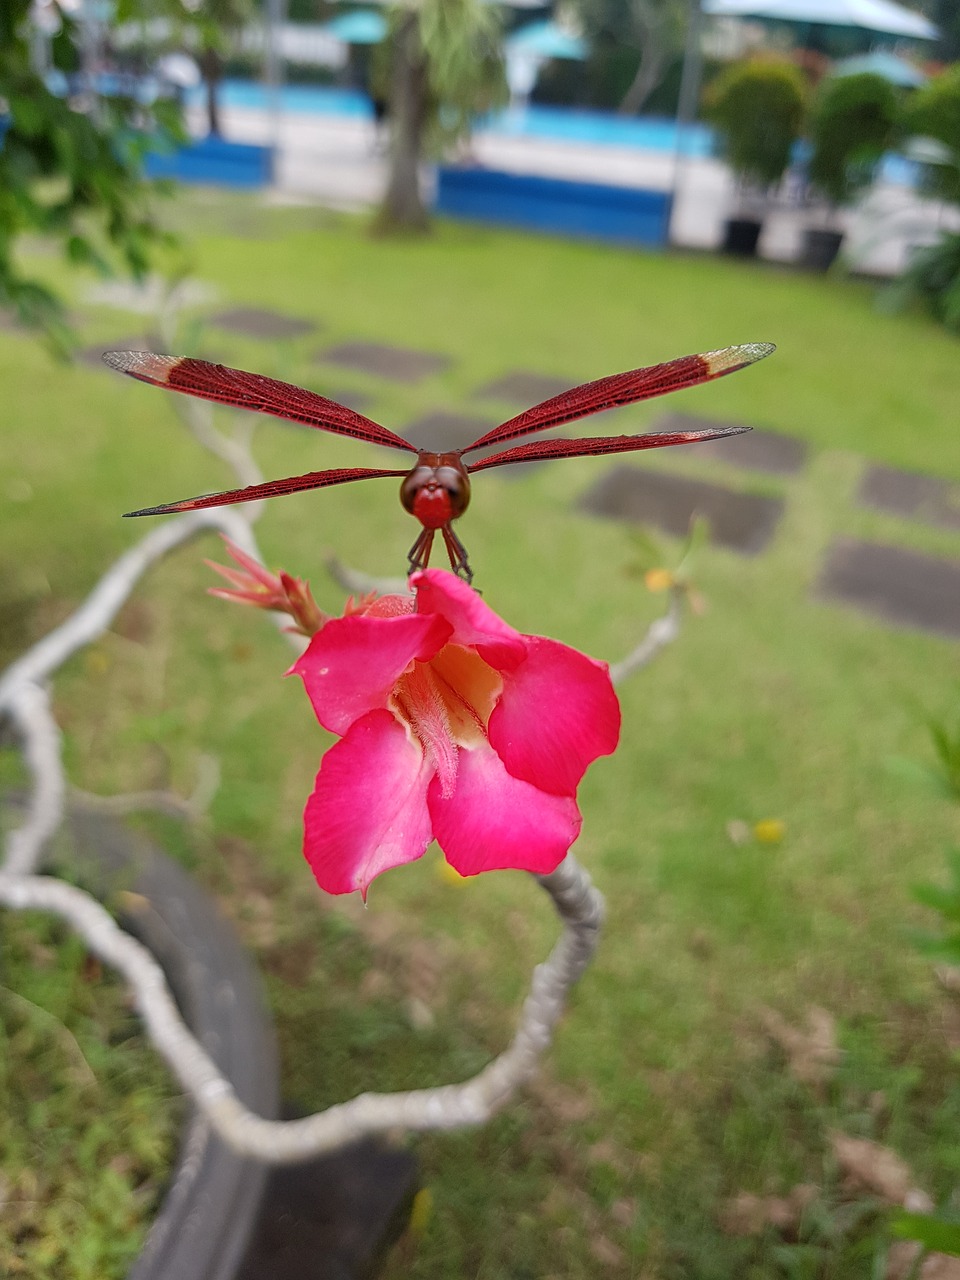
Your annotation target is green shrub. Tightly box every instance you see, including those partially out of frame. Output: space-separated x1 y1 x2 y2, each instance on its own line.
906 64 960 204
808 72 902 208
705 57 807 189
886 232 960 332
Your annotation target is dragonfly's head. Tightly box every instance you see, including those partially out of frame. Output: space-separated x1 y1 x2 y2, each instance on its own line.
401 452 471 532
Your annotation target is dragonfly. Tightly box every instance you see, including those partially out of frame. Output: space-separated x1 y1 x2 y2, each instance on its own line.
104 342 774 583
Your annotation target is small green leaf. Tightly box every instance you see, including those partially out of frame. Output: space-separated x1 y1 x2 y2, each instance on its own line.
891 1210 960 1255
885 755 957 798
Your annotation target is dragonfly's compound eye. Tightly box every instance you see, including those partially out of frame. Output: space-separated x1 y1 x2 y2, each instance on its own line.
401 462 471 529
434 466 471 518
400 466 435 515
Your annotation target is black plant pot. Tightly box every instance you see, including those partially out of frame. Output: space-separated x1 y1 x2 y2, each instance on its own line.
801 228 844 273
721 217 763 257
8 800 418 1279
54 807 280 1280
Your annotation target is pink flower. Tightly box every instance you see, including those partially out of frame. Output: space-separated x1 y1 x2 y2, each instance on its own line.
291 569 621 897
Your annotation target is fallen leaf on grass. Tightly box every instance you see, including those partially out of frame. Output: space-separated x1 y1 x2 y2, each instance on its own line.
590 1235 627 1266
886 1241 960 1280
719 1184 819 1237
760 1005 841 1087
829 1132 933 1210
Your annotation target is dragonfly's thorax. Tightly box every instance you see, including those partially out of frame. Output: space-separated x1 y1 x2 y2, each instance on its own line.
401 452 471 531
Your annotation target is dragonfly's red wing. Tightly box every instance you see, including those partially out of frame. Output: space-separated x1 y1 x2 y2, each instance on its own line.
466 425 751 473
103 352 417 454
462 343 774 455
124 466 409 517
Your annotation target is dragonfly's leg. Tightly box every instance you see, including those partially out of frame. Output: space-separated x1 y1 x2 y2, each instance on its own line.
441 524 473 585
407 527 435 575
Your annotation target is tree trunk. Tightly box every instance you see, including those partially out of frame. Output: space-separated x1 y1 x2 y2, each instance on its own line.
374 11 430 234
619 38 667 115
199 46 222 138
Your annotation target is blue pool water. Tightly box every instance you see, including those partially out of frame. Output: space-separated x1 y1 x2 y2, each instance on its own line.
195 79 921 181
203 78 716 156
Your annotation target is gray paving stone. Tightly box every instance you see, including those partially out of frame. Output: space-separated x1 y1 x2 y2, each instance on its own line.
401 411 495 452
816 538 960 640
473 371 572 405
579 465 783 555
653 412 807 475
210 307 317 340
858 464 960 533
319 342 451 382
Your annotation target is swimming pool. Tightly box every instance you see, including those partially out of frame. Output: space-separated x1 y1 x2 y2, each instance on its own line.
204 79 716 157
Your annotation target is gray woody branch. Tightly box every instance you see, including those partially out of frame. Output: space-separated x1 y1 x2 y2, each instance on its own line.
1 380 686 1160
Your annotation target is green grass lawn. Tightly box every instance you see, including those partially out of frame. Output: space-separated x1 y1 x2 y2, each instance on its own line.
3 191 960 1278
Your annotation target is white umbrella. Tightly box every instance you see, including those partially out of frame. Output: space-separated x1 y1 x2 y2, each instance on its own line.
702 0 937 41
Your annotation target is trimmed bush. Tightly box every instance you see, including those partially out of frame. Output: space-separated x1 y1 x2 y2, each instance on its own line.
808 72 902 208
906 65 960 204
705 58 807 190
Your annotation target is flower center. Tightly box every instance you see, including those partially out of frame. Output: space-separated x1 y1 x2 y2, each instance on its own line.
393 645 502 799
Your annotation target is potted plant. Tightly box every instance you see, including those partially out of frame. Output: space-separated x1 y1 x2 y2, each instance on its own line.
884 66 960 329
705 57 807 257
803 71 903 271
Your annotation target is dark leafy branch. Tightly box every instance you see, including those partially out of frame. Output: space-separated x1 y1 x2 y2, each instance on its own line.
0 0 187 348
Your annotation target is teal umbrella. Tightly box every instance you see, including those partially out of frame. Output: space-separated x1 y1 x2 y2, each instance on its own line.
832 51 927 86
322 10 387 45
505 20 587 60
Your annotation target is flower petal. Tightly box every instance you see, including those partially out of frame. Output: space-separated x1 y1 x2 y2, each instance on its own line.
489 636 621 796
411 569 527 671
291 611 451 735
428 741 581 877
303 709 434 897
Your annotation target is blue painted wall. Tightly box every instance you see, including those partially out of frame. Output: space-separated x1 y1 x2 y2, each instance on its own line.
435 167 672 247
145 137 273 188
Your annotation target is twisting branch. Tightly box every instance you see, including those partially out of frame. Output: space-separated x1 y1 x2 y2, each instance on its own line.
324 554 410 599
3 682 64 877
163 394 265 496
609 586 685 686
0 508 261 711
1 295 690 1166
70 754 221 825
155 288 265 495
0 854 602 1162
0 538 685 1156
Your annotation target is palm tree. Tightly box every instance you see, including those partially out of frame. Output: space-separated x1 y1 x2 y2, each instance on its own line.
375 0 506 233
195 0 252 136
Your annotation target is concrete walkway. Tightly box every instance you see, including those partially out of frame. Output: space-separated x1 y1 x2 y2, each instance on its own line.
195 103 959 278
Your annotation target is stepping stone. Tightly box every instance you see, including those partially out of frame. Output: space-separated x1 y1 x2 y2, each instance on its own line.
816 538 960 640
319 342 451 383
400 411 495 452
653 412 807 475
210 307 317 340
579 466 783 555
473 371 572 405
857 464 960 533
